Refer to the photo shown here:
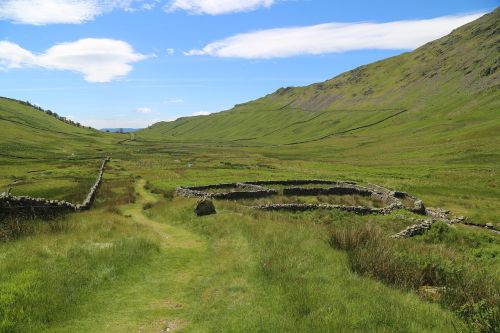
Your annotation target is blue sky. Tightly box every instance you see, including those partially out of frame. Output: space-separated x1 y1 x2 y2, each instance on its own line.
0 0 496 128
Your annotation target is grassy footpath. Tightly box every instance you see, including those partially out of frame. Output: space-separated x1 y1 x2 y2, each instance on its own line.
49 180 206 332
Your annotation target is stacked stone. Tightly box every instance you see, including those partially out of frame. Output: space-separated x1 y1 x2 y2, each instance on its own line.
253 203 381 215
378 202 404 214
0 157 109 218
210 189 277 200
77 157 109 211
245 180 338 186
175 179 477 235
176 182 277 200
425 207 450 219
367 184 401 206
0 193 77 219
175 187 205 198
188 183 240 191
391 219 435 238
283 184 372 197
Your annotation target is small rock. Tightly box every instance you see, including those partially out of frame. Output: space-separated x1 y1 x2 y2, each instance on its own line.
195 198 216 216
485 223 493 229
419 286 445 301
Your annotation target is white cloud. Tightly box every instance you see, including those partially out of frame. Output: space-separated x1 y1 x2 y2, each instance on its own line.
141 2 158 11
0 38 147 82
135 107 152 113
166 0 276 15
0 41 37 68
0 0 154 25
192 111 210 116
166 48 175 56
0 0 280 24
0 0 99 25
185 13 484 58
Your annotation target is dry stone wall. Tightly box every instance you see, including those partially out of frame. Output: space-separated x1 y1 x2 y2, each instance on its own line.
0 158 110 219
253 203 382 215
176 179 494 238
391 219 435 238
175 182 277 200
282 184 372 197
245 180 338 186
176 180 422 216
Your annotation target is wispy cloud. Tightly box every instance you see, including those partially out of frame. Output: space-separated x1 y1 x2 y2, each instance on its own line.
185 13 484 58
135 107 152 113
192 111 210 116
164 98 184 103
0 0 156 25
165 0 277 15
0 38 148 82
0 0 279 24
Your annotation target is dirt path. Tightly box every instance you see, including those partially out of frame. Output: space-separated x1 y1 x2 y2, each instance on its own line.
121 179 202 249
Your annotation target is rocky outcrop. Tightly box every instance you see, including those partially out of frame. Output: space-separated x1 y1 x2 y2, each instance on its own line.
0 158 109 218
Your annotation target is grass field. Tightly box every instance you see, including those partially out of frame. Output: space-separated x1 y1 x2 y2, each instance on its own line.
1 142 498 332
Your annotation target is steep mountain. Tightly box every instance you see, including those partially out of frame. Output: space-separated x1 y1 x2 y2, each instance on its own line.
0 97 108 159
140 9 499 160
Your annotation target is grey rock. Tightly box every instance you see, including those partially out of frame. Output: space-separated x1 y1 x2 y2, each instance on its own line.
195 198 216 216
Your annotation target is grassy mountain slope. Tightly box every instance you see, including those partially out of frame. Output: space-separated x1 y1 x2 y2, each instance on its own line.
0 97 111 159
140 9 499 158
0 97 120 200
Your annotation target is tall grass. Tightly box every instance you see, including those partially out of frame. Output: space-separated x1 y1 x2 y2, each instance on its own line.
0 216 70 242
0 236 159 333
329 223 499 333
0 217 29 242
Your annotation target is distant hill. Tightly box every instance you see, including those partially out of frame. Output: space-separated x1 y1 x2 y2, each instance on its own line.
139 9 499 163
0 97 108 159
101 128 141 133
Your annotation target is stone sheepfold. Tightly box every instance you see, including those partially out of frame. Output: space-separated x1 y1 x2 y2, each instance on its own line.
176 179 425 215
175 179 494 238
0 158 110 218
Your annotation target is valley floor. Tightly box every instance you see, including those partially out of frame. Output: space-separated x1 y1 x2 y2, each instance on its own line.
0 142 498 332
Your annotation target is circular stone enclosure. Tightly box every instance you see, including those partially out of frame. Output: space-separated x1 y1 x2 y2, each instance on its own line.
175 180 426 216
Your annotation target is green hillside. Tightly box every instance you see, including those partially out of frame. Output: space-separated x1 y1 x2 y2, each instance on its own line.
140 9 499 163
0 98 119 201
0 97 111 159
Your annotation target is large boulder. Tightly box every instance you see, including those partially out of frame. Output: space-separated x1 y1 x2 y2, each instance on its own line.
412 200 426 215
195 198 216 216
